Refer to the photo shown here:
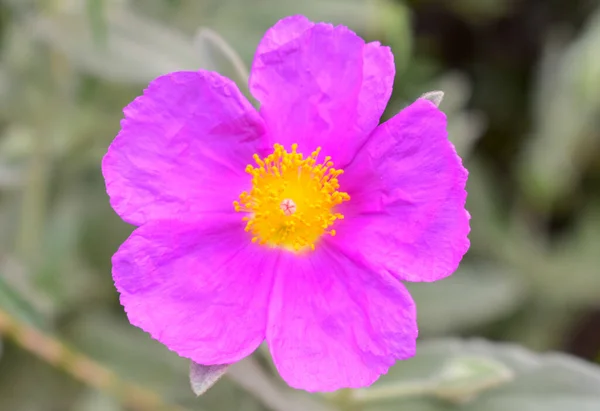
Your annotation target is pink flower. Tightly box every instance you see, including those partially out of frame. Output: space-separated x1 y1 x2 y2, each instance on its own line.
102 15 470 392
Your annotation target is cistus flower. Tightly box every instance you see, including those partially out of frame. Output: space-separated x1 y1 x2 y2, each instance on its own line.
102 15 470 392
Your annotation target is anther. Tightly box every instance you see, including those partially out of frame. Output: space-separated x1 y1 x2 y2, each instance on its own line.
234 144 350 252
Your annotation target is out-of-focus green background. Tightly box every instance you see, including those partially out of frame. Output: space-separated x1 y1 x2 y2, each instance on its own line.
1 0 600 410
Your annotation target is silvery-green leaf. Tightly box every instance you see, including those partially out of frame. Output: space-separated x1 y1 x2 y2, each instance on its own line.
357 339 600 411
463 160 511 256
86 0 107 46
35 197 92 312
447 110 487 158
193 27 251 99
420 90 444 107
373 1 412 72
426 73 487 158
190 362 230 396
28 7 207 83
71 390 123 411
162 0 400 63
519 8 600 207
64 311 269 410
407 265 526 335
0 342 82 411
227 356 333 411
514 204 600 304
432 356 514 403
0 163 22 189
431 72 471 113
0 265 48 328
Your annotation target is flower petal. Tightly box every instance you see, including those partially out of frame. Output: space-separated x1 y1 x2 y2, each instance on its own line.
249 16 394 167
336 99 470 283
267 244 417 392
102 70 265 226
112 215 276 364
253 15 314 55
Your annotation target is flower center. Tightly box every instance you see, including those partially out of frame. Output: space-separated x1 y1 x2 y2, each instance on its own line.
233 144 350 252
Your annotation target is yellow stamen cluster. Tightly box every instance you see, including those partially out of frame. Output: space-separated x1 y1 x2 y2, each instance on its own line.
233 144 350 252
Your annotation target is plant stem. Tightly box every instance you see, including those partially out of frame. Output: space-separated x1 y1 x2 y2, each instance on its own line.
0 308 189 411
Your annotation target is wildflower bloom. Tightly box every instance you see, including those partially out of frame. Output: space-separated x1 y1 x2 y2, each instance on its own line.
102 15 470 392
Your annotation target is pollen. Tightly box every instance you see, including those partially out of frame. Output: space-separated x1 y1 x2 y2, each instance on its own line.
233 144 350 252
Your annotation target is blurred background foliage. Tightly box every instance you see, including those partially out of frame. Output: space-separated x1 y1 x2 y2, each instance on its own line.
1 0 600 410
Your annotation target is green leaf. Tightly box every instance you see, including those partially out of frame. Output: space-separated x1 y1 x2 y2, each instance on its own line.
519 8 600 207
165 0 400 63
31 0 396 86
193 27 251 99
71 390 123 411
373 0 412 73
0 270 47 328
34 197 90 311
0 342 82 411
86 0 107 47
432 356 514 403
463 160 511 256
502 203 600 305
542 204 600 303
446 111 486 159
29 7 210 83
189 362 230 396
433 72 486 159
357 339 600 411
227 356 333 411
64 310 269 410
407 265 526 335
